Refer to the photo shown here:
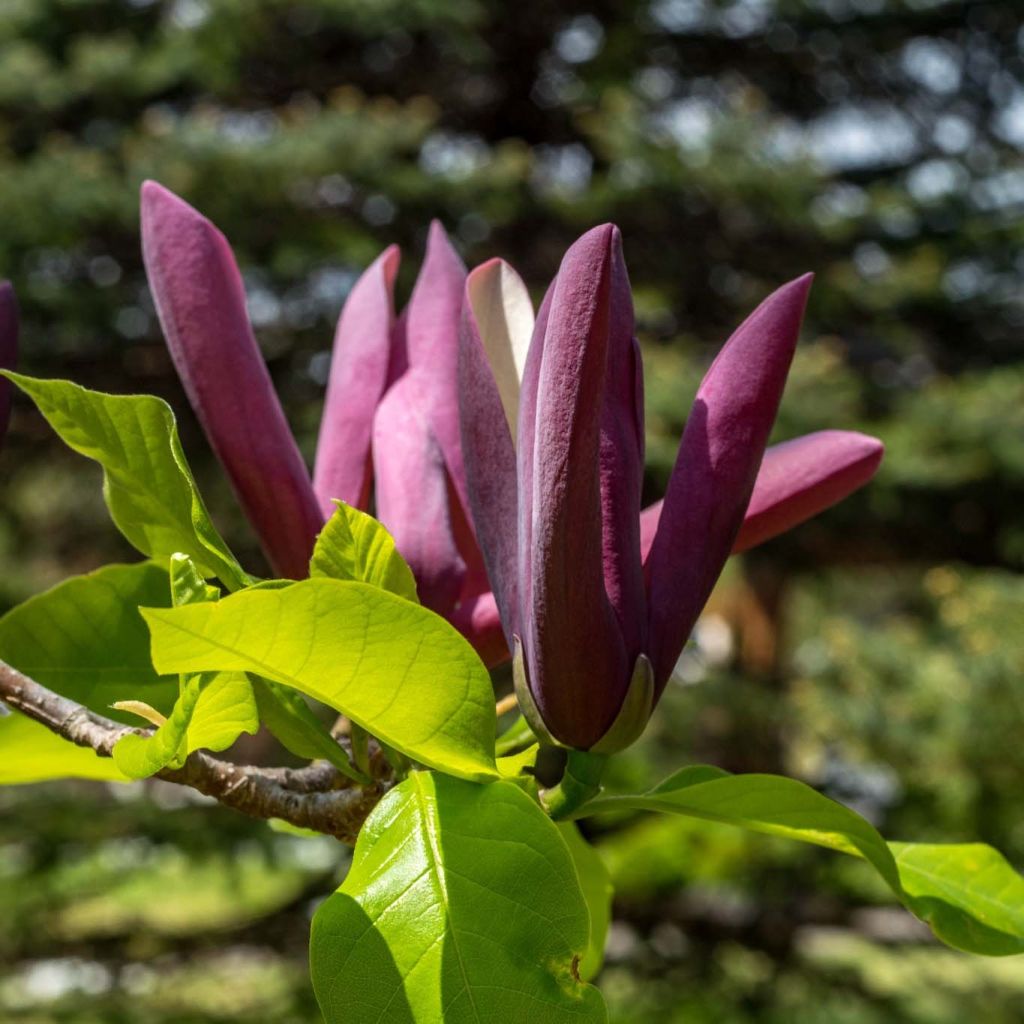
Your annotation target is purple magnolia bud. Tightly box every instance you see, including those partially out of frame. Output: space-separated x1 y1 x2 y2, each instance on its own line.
0 282 18 448
314 245 400 516
141 182 322 580
645 274 813 689
519 225 632 750
639 429 885 558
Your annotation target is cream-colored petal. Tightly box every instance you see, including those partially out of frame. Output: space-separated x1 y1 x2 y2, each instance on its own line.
467 259 534 440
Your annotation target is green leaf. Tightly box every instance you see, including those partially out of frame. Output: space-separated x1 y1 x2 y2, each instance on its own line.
891 842 1024 956
0 713 127 784
310 772 606 1023
250 676 367 783
111 555 258 778
4 373 248 590
583 769 1024 956
310 501 418 601
0 562 177 784
142 578 497 781
169 551 221 606
112 671 259 779
558 823 613 981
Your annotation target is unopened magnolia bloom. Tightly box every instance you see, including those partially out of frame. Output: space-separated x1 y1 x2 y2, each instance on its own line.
460 225 883 751
141 183 505 664
141 183 880 697
0 281 18 449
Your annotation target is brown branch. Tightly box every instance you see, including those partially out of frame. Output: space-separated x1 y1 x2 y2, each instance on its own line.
0 659 389 844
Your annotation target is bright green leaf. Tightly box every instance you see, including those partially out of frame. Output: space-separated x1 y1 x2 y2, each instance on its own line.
891 842 1024 956
142 578 497 781
3 373 248 590
112 555 258 778
112 671 259 779
0 562 176 784
0 713 127 784
558 823 613 981
169 551 221 606
310 501 418 602
310 772 606 1023
582 768 1024 956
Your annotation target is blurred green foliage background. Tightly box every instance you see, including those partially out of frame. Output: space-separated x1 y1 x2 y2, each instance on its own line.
1 0 1023 1020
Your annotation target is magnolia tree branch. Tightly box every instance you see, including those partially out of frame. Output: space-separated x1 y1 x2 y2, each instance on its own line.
0 659 389 844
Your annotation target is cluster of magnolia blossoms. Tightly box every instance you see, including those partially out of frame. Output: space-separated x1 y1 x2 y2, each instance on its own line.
140 183 882 751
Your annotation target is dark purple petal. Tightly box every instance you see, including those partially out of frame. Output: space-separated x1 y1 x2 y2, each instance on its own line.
734 430 883 552
639 429 884 560
458 259 529 643
598 231 646 656
645 274 813 689
515 277 555 653
141 181 322 580
0 281 18 449
521 224 629 749
313 245 400 516
372 373 465 617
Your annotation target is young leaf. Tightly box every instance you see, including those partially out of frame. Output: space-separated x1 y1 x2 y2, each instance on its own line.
310 500 418 601
142 578 497 781
112 554 258 778
112 671 259 779
0 561 176 784
3 373 248 590
582 768 1024 956
310 772 607 1024
558 823 613 981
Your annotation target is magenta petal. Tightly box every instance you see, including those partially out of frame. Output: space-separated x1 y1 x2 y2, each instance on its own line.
448 589 510 669
734 430 884 552
404 220 468 491
522 224 629 749
372 373 465 616
458 261 521 643
140 181 322 580
598 230 646 655
646 273 813 689
313 245 400 517
639 429 884 560
0 281 18 448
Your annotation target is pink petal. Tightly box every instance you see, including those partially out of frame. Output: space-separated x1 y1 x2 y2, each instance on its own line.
640 429 884 559
448 589 509 669
141 181 322 580
372 373 465 617
404 220 467 491
734 429 884 552
645 274 812 688
458 260 523 644
313 245 400 517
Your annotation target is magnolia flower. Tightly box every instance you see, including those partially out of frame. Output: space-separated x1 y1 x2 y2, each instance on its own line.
140 183 505 663
0 281 18 449
140 185 880 696
459 225 883 751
